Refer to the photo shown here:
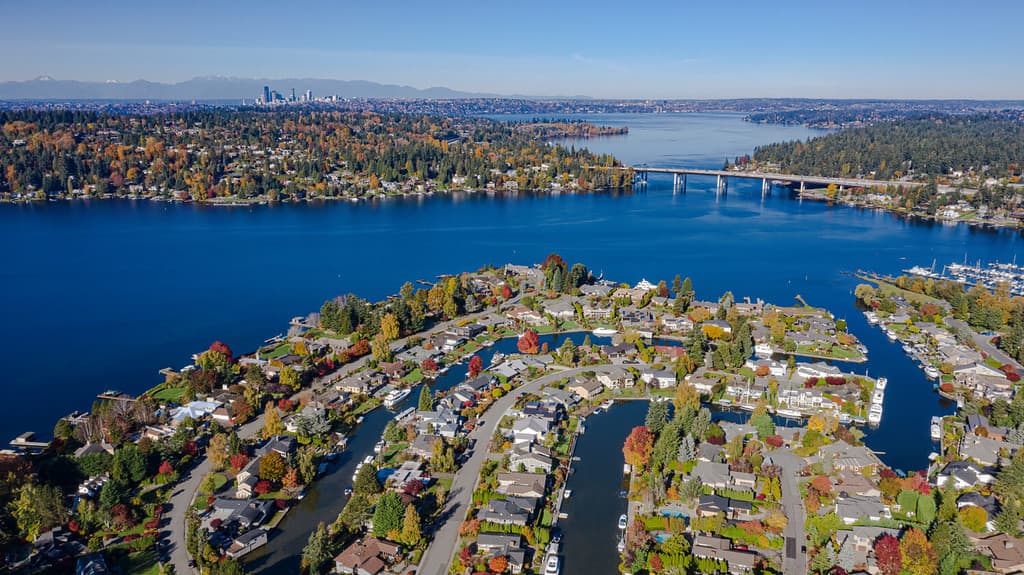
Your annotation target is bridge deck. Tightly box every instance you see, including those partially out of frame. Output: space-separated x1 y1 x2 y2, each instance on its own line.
623 166 920 188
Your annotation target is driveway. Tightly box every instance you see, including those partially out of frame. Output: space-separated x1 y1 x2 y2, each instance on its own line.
416 364 622 575
772 450 807 575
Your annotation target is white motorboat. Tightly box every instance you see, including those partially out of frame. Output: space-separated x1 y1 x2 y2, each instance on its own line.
925 366 940 380
545 554 560 575
865 311 879 325
592 327 617 337
868 404 883 424
875 377 887 391
776 408 803 419
872 389 885 404
754 343 774 357
384 388 411 409
563 489 572 500
618 514 628 530
931 416 942 440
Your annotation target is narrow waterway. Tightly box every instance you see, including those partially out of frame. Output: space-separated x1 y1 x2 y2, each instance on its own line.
559 400 646 575
246 332 613 570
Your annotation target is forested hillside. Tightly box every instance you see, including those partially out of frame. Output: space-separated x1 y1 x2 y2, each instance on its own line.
752 115 1024 179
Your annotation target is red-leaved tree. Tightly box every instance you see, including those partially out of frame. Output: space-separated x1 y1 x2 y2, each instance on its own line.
622 426 655 470
874 534 902 575
518 330 539 354
501 284 512 299
421 358 439 374
468 355 483 377
209 341 233 363
230 453 250 472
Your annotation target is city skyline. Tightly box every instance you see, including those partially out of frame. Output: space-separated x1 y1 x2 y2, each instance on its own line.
2 0 1022 99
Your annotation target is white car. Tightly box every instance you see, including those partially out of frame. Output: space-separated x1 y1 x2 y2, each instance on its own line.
545 554 560 575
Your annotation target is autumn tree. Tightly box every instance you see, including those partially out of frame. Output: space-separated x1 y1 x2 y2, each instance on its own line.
673 382 700 412
263 402 284 437
875 534 902 575
622 426 655 470
380 312 400 341
468 355 483 378
401 504 422 545
207 433 228 471
518 330 539 354
489 555 508 574
900 528 938 575
259 451 287 483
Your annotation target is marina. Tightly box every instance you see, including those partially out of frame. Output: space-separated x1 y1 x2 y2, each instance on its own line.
905 258 1024 296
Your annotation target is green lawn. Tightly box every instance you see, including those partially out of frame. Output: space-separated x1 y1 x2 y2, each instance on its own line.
152 386 187 403
198 472 229 495
264 342 293 359
117 549 161 575
401 368 424 384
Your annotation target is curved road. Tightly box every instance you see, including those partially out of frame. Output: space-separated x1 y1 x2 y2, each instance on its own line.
417 364 623 575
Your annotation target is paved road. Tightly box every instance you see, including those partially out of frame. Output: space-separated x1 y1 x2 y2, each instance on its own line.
417 364 622 575
773 450 807 575
166 303 522 574
945 317 1023 372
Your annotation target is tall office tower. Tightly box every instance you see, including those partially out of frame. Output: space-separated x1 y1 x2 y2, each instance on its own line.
263 85 270 104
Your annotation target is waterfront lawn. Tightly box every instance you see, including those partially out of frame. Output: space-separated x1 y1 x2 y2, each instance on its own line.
401 368 424 384
152 385 187 403
796 343 863 361
864 276 945 307
352 398 381 416
264 342 293 359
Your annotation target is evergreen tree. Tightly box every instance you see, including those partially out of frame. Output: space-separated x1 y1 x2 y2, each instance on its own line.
645 401 670 435
302 522 333 574
418 383 433 411
372 492 405 537
354 463 381 495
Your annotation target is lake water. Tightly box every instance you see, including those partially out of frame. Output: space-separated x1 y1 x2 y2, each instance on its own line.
1 111 1021 567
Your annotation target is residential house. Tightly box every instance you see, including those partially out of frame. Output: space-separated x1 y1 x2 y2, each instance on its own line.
226 528 268 559
511 416 552 445
510 444 554 473
641 368 676 389
661 315 693 332
236 457 261 499
566 377 604 400
976 534 1024 574
597 367 635 389
796 362 842 379
496 472 547 498
256 435 297 458
478 496 538 526
334 537 403 575
835 494 889 525
692 534 758 574
935 460 996 490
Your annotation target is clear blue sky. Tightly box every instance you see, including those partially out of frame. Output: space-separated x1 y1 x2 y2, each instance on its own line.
3 0 1021 99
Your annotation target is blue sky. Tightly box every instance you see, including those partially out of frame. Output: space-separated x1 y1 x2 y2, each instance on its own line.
2 0 1021 98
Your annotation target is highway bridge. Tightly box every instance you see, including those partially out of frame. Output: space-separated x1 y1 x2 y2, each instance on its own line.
624 166 922 194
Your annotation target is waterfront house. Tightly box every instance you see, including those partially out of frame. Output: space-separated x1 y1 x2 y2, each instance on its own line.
207 498 274 530
507 306 547 326
478 496 538 526
935 460 996 490
256 434 297 458
492 359 529 379
476 533 525 556
597 366 635 389
496 472 547 498
566 377 604 400
226 528 268 559
960 434 1016 467
509 444 554 473
818 441 879 473
449 323 486 339
796 362 842 379
579 282 614 297
511 416 552 444
334 537 402 575
74 442 116 458
601 343 636 361
640 368 677 389
169 400 222 425
542 387 579 408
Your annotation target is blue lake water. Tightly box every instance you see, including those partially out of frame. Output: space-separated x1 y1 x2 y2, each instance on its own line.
2 112 1021 476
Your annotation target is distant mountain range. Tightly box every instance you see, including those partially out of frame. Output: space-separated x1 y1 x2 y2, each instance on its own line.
0 76 506 100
